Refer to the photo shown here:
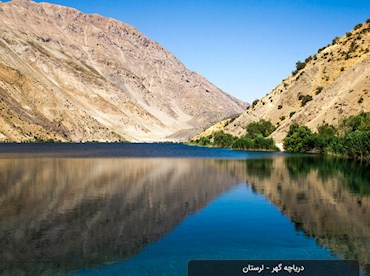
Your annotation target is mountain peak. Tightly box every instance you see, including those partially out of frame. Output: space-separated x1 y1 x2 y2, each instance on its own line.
0 1 246 142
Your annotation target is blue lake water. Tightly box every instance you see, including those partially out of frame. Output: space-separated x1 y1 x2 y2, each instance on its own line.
0 142 283 158
0 143 368 275
80 185 335 276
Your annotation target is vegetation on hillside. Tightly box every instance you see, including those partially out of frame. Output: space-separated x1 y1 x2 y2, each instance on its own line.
292 60 307 75
191 119 279 151
192 112 369 161
283 112 370 160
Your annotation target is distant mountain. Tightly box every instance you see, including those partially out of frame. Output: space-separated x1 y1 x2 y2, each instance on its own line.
194 20 370 147
0 0 246 142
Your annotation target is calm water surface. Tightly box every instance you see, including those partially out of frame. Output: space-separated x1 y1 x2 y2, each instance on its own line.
0 143 368 275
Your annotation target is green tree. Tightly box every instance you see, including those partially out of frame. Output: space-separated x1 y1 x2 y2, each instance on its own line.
310 123 337 153
245 119 276 138
296 61 306 71
317 123 337 136
254 134 276 150
198 137 211 146
283 112 370 160
213 131 235 148
300 95 313 107
339 112 370 134
354 23 363 30
232 137 254 150
283 123 315 152
340 131 370 160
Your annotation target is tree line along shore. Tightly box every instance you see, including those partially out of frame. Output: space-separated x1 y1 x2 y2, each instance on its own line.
190 112 370 161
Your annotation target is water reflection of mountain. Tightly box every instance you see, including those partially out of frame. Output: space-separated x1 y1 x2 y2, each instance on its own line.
0 156 369 275
231 157 370 275
0 158 241 275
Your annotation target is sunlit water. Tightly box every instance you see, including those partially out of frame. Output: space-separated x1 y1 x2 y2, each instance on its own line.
0 143 368 275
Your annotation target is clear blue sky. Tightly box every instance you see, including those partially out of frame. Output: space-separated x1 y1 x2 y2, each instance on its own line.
25 1 370 102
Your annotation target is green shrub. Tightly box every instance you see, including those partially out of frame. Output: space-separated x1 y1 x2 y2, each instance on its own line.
254 135 276 150
315 86 324 95
283 124 315 152
325 130 370 160
339 130 370 160
300 95 313 107
354 23 363 30
295 60 306 71
317 124 337 136
283 112 370 160
311 124 338 153
245 119 276 138
192 120 279 151
213 131 236 148
198 137 211 146
339 112 370 133
252 99 259 108
232 137 254 150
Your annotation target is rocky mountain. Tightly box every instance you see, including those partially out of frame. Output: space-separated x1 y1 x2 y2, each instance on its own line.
194 20 370 147
0 0 246 142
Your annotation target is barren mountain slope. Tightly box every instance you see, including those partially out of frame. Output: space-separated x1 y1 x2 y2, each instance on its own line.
0 0 246 142
195 20 370 145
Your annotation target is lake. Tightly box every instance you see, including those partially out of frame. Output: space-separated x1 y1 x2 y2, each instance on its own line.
0 143 369 275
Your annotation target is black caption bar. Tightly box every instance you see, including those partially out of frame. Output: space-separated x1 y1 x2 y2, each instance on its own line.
188 260 359 276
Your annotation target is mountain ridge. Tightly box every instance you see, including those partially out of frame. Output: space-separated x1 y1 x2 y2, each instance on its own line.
194 20 370 147
0 0 246 142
